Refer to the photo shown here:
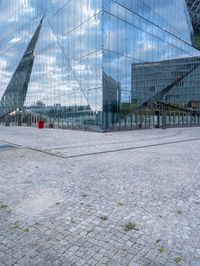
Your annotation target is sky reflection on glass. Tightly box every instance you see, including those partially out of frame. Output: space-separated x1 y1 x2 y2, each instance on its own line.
0 0 199 111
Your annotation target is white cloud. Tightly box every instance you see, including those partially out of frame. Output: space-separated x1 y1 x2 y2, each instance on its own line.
0 0 35 22
10 37 22 44
0 58 7 70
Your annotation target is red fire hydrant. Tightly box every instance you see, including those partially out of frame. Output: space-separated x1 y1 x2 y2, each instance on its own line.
38 120 44 129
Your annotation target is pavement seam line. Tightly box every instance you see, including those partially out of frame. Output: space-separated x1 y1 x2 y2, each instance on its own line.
0 137 200 159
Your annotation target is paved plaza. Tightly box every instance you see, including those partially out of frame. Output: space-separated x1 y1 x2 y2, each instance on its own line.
0 127 200 266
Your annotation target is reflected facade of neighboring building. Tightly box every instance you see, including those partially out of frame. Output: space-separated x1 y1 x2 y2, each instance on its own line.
102 71 121 127
0 0 200 130
186 0 200 49
132 56 200 109
103 72 121 110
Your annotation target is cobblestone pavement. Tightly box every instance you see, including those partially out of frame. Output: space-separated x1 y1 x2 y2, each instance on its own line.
0 127 200 266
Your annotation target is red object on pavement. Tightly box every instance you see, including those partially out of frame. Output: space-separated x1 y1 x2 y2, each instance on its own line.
38 120 44 129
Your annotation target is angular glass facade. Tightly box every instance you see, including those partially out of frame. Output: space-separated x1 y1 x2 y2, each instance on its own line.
132 56 200 109
0 0 200 130
186 0 200 49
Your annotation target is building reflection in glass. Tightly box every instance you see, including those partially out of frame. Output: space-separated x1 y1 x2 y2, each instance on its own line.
0 0 199 130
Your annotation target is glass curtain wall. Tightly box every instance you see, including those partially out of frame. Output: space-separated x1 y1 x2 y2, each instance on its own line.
0 0 103 129
0 0 200 130
102 0 200 128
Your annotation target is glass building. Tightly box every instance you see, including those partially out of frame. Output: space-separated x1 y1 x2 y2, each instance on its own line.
132 56 200 109
186 0 200 48
0 0 200 131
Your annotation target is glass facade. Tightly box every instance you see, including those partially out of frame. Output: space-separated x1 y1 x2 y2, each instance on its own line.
132 57 200 109
186 0 200 49
0 0 200 130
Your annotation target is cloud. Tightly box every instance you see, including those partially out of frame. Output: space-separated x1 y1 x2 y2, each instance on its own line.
0 0 35 22
0 58 7 69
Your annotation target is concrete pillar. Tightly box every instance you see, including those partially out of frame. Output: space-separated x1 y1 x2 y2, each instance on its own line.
135 114 138 129
131 115 133 129
148 112 150 128
162 112 167 129
17 114 22 126
173 112 176 127
27 114 31 126
156 112 160 128
5 115 10 127
139 112 142 129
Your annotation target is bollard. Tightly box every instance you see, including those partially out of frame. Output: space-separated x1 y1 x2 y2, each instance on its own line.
38 120 44 129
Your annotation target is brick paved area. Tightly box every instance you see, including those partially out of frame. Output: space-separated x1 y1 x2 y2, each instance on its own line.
0 127 200 266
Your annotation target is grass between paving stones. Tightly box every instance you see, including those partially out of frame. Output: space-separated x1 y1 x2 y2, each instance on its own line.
80 193 88 198
123 222 139 232
47 236 53 241
11 221 29 233
174 256 183 264
99 215 108 221
0 203 11 214
158 246 165 253
20 180 33 185
117 202 124 207
86 207 92 213
86 229 94 235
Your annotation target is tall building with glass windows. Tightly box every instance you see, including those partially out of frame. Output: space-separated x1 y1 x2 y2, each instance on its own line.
132 56 200 109
186 0 200 48
0 0 200 130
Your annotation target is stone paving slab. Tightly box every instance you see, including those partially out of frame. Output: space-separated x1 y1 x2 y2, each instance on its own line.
0 126 200 157
0 127 200 266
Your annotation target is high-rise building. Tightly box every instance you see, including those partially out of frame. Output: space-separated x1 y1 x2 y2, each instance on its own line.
132 56 200 109
186 0 200 49
0 0 199 130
